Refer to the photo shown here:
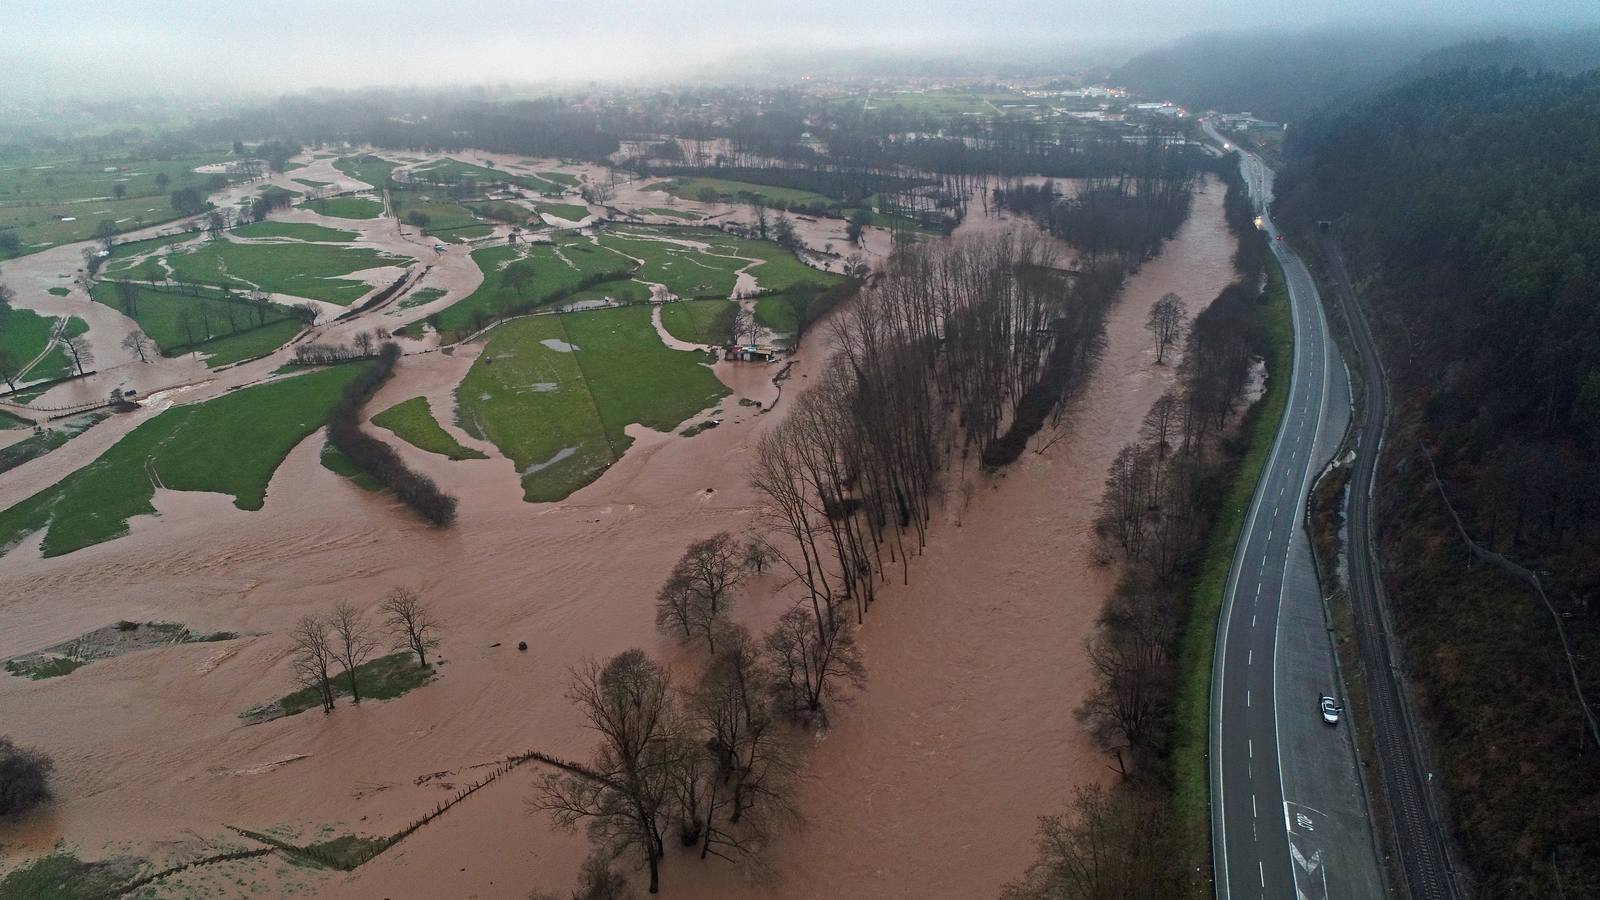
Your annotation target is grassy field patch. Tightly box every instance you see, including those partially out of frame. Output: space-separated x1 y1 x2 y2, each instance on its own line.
90 281 299 358
648 177 834 209
0 306 61 373
396 287 447 310
391 189 492 241
0 364 368 558
536 171 579 187
432 241 634 334
536 202 591 221
597 234 743 299
4 656 88 679
0 850 142 900
372 397 487 460
293 178 332 188
455 305 726 501
232 221 356 242
166 239 406 305
333 155 397 189
643 207 702 220
303 195 384 220
321 439 383 492
257 651 435 720
659 299 736 345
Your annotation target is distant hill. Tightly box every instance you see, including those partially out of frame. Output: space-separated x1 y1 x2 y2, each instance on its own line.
1275 64 1600 897
1115 27 1600 123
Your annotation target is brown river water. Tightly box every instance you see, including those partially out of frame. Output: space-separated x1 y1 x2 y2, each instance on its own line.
0 177 1235 899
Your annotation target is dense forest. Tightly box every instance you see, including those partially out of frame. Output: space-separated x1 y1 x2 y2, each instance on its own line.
1276 65 1600 896
1115 27 1600 122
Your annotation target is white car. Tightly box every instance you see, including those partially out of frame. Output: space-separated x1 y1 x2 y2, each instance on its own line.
1320 695 1343 726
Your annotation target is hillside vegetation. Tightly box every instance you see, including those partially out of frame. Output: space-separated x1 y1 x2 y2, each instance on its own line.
1276 64 1600 896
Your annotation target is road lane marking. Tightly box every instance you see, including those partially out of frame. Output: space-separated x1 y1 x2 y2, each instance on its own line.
1248 649 1253 666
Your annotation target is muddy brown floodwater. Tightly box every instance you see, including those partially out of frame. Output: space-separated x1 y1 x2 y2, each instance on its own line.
0 177 1235 900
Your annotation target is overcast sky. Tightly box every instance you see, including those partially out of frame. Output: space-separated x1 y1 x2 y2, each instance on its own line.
6 0 1598 98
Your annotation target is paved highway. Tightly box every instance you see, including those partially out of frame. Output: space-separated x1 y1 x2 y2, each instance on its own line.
1204 129 1387 900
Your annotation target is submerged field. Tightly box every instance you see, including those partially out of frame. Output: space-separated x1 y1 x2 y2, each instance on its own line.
0 364 366 557
303 195 385 219
455 305 726 501
429 240 635 335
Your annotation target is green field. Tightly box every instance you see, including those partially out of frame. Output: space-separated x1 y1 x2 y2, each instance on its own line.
455 306 727 501
659 299 737 345
597 234 743 299
536 202 591 221
536 171 579 187
465 201 535 225
432 241 635 335
372 396 487 460
166 239 407 305
90 281 300 362
0 306 62 377
303 195 384 220
643 207 702 221
414 158 559 194
0 364 368 557
266 651 435 719
232 220 356 242
293 178 332 188
396 286 447 310
392 189 493 241
691 230 846 293
645 177 834 209
333 155 397 189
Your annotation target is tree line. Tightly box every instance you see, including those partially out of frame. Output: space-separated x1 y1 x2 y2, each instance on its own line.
325 342 458 525
1005 164 1273 899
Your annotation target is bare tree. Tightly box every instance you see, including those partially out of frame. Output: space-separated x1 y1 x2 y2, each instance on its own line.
379 587 440 667
62 335 92 376
529 853 636 900
290 615 338 714
0 350 19 392
533 650 680 894
1140 391 1181 459
741 539 770 575
688 625 798 863
1001 783 1182 900
654 533 746 653
329 601 377 704
113 280 140 317
763 602 865 726
1145 293 1187 365
352 330 375 357
121 330 153 363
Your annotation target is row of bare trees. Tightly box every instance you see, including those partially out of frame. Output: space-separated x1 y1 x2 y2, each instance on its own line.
289 588 440 714
1005 276 1275 898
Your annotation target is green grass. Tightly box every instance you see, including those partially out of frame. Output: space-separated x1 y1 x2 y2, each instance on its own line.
269 651 436 718
303 195 384 220
396 287 446 310
1171 258 1292 850
754 295 802 333
536 171 579 187
0 306 61 373
194 318 304 367
0 850 140 900
455 305 727 501
414 158 558 194
432 241 634 335
643 207 703 221
5 656 88 679
391 189 493 241
300 833 389 870
46 286 69 296
89 281 299 360
646 177 834 209
293 178 332 188
165 239 407 305
372 397 487 460
0 408 30 429
535 202 591 221
659 299 736 345
0 364 369 558
232 221 356 242
333 155 397 189
465 201 534 225
320 440 384 492
561 278 653 307
597 234 743 299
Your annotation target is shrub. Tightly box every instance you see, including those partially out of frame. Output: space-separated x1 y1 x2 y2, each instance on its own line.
0 736 54 817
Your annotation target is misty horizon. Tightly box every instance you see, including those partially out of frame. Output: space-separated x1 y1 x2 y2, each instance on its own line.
6 0 1599 100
